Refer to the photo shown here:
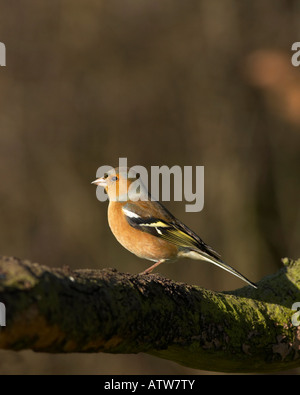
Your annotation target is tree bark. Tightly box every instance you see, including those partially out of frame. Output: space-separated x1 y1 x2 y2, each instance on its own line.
0 255 299 373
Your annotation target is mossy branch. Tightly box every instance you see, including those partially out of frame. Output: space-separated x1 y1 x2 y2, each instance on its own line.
0 256 300 373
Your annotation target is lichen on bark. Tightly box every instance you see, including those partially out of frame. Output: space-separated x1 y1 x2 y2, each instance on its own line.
0 256 299 373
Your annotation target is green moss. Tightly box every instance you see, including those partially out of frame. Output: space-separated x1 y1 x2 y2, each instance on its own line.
1 256 300 372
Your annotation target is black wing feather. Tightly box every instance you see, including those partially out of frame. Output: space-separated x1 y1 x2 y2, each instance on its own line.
123 204 220 261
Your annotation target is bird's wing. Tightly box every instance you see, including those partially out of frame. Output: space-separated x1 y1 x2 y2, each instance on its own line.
123 201 257 289
122 201 220 259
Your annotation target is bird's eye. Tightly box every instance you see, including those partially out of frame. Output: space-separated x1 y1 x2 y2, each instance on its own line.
111 176 118 182
104 173 108 179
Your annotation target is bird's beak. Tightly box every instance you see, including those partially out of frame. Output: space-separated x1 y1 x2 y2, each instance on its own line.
91 177 107 187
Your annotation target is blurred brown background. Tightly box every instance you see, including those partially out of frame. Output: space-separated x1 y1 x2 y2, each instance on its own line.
0 0 299 374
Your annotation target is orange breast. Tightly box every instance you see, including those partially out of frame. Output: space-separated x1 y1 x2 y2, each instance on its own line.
107 202 178 262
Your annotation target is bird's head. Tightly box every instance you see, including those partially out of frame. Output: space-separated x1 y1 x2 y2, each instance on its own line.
92 167 146 201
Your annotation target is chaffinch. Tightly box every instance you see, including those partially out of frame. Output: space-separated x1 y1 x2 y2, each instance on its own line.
92 167 257 288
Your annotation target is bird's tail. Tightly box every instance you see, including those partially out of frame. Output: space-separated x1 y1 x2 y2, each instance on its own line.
183 249 257 288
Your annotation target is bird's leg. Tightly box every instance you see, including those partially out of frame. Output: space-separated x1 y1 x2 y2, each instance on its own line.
140 260 165 275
